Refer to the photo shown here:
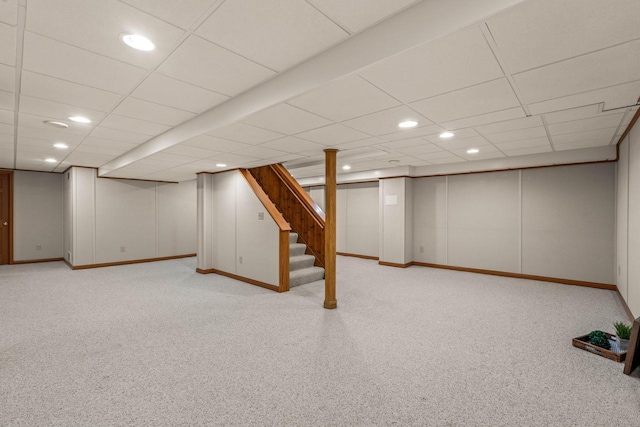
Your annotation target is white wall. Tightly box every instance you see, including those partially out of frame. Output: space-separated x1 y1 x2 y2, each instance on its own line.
618 124 640 316
13 171 63 261
380 177 412 264
413 176 447 264
197 170 280 286
65 167 196 266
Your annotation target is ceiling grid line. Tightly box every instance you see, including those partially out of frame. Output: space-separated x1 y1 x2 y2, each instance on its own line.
11 1 27 170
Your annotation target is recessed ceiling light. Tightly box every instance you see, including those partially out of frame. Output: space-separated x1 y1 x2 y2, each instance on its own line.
216 163 227 167
43 120 69 129
398 120 418 129
121 34 155 51
45 158 57 163
68 116 91 124
467 148 479 154
53 143 68 149
440 131 454 138
342 165 351 170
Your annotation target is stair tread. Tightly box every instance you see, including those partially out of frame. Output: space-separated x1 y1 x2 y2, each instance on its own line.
289 254 315 261
289 266 324 277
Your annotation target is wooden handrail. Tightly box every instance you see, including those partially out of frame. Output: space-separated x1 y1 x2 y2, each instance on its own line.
238 169 291 231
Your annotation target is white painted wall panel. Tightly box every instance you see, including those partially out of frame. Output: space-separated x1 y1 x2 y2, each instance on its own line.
13 171 63 261
448 171 520 272
616 138 629 301
197 174 214 270
74 167 96 266
212 171 237 274
157 180 196 258
345 182 379 258
380 177 409 264
310 187 325 212
94 179 157 263
404 178 413 264
63 169 72 263
627 125 640 316
413 176 447 264
336 186 347 253
522 163 615 284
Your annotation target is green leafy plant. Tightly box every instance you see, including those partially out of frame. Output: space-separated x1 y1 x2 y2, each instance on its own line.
588 330 611 349
614 322 633 340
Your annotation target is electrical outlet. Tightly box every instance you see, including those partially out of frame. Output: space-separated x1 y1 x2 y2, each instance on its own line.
36 244 42 250
258 212 264 220
239 256 243 264
419 246 424 253
120 246 126 252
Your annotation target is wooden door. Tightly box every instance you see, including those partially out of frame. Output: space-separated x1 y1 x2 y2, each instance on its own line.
0 171 10 265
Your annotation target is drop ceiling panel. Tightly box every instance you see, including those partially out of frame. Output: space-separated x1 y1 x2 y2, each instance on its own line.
543 105 601 125
360 26 504 103
19 96 105 124
112 98 195 126
484 126 548 144
243 104 331 135
207 122 284 144
89 126 150 144
0 122 13 136
429 156 465 165
26 0 185 69
0 22 16 66
0 0 17 26
528 80 640 116
18 113 93 136
22 32 147 94
494 136 550 151
183 134 250 152
441 107 526 131
514 40 640 104
423 128 480 144
192 153 259 168
162 144 220 159
18 135 77 150
157 35 275 96
333 137 384 151
487 0 640 73
547 113 625 136
288 75 400 122
0 90 14 110
410 78 520 123
397 142 444 156
21 71 122 112
0 108 12 124
475 116 543 135
144 152 199 165
296 124 369 145
17 126 86 145
131 73 228 114
100 114 171 136
502 145 552 157
231 146 288 160
381 137 430 150
0 64 15 92
196 0 347 71
434 136 490 151
260 136 326 154
83 137 139 153
73 143 132 157
552 128 617 145
379 124 446 142
120 0 221 29
342 105 432 136
451 146 505 161
554 139 612 151
307 0 419 33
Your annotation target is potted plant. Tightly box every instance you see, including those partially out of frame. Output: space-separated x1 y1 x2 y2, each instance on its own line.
589 330 611 350
614 321 633 351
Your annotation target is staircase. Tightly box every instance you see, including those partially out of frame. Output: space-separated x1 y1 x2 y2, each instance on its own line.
289 232 325 287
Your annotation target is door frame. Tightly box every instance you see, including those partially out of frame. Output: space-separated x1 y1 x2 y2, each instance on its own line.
0 170 13 265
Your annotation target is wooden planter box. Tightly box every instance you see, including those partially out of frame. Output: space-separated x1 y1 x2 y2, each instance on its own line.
572 332 627 363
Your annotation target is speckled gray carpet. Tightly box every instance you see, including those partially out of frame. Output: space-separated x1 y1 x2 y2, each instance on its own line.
1 256 639 426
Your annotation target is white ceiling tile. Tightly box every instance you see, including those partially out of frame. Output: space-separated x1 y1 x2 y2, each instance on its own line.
162 144 220 158
89 126 150 144
543 105 602 125
243 103 331 135
0 89 15 110
183 134 250 152
487 0 640 73
360 26 504 103
157 35 275 96
441 107 526 131
0 108 12 124
18 135 77 150
429 156 466 165
21 71 122 112
378 124 447 142
552 128 617 145
410 79 520 123
397 143 444 156
14 160 55 172
260 136 325 154
0 64 15 92
73 143 132 157
554 139 612 151
502 146 552 157
414 151 461 161
17 126 86 145
307 0 419 33
434 136 490 151
120 0 221 29
18 113 93 136
528 80 640 116
0 22 16 66
62 150 115 166
423 128 480 144
83 137 139 152
22 32 147 94
289 75 400 122
231 146 288 160
548 113 625 136
0 0 17 26
132 73 228 114
26 0 185 69
207 122 284 144
0 121 13 135
192 153 258 168
494 137 550 151
332 137 384 151
197 0 347 71
145 152 198 165
514 40 640 104
19 96 105 124
380 137 429 150
342 105 432 136
112 97 195 126
100 114 171 136
450 145 505 161
296 123 369 145
475 116 543 135
484 126 547 144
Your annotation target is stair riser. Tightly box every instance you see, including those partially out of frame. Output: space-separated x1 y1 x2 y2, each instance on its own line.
289 258 315 271
290 270 325 287
289 233 299 244
290 245 307 256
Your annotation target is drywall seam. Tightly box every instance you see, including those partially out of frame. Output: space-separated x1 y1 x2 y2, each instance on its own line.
519 169 522 274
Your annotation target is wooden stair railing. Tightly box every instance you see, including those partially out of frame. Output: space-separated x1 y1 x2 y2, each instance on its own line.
238 169 291 292
248 164 325 268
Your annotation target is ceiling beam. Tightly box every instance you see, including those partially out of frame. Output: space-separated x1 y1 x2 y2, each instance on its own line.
98 0 526 177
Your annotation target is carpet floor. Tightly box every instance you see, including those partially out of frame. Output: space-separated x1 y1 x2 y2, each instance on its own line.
1 256 639 426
